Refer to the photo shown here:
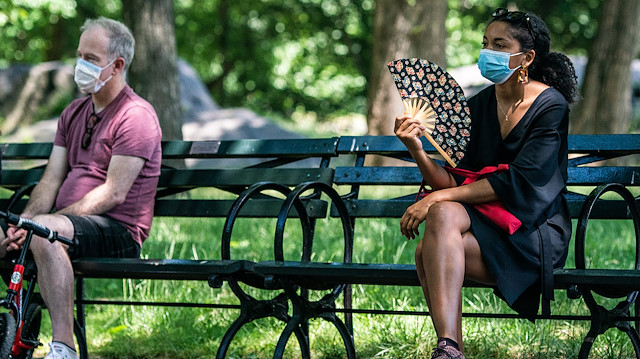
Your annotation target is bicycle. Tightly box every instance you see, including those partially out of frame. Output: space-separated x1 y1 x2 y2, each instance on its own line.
0 210 79 358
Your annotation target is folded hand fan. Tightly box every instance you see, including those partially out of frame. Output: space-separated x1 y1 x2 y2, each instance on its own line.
387 58 471 167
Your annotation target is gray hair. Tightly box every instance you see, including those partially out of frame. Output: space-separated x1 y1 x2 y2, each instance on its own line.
81 17 135 74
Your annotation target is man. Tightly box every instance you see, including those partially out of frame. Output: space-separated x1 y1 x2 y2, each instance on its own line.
0 18 162 359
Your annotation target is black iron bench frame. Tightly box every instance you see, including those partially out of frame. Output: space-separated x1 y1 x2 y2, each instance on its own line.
2 135 640 358
0 138 342 359
253 135 640 359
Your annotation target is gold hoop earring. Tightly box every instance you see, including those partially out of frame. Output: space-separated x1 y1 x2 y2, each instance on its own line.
518 66 529 84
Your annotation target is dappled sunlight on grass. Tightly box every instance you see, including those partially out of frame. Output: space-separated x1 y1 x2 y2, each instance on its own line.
76 211 639 358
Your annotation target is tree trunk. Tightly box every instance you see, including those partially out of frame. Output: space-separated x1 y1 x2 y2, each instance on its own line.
122 0 183 141
366 0 447 137
571 0 640 134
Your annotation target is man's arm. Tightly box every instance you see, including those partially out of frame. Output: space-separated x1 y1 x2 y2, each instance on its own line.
22 145 70 218
2 146 69 251
55 154 146 216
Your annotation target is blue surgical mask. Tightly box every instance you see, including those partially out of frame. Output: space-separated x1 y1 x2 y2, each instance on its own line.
477 49 522 84
74 58 115 93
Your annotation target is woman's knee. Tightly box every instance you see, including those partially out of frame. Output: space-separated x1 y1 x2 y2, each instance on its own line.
424 202 469 232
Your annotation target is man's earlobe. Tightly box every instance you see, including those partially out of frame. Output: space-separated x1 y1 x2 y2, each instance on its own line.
115 58 125 72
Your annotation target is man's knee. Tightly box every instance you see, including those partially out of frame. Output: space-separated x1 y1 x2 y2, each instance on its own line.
28 214 73 256
31 214 73 237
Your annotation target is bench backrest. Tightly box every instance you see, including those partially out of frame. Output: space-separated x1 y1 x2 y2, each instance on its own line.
331 135 640 219
3 135 639 220
0 138 340 219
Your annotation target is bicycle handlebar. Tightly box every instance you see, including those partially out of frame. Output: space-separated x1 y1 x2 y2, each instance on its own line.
0 210 76 247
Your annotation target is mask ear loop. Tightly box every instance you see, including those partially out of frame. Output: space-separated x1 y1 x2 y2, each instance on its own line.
100 58 117 77
93 58 117 92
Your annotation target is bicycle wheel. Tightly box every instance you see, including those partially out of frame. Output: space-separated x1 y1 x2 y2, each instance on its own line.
0 312 17 358
15 303 42 359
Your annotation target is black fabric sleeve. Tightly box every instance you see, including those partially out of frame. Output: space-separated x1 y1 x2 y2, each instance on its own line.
487 94 569 228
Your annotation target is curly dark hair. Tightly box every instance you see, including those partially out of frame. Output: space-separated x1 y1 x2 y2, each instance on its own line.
489 10 579 104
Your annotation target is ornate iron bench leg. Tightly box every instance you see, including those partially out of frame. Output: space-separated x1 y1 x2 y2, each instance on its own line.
574 183 640 358
271 181 356 357
578 299 640 359
273 285 355 359
75 278 88 359
273 311 310 359
619 320 640 358
216 282 308 359
319 309 356 358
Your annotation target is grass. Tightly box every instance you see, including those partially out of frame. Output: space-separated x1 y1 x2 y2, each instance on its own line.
26 187 640 358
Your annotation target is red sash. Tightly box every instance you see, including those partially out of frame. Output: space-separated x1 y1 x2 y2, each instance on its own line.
416 164 522 235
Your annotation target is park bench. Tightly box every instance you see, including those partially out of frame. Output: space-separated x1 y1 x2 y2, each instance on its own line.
252 134 640 359
2 134 640 358
0 137 341 359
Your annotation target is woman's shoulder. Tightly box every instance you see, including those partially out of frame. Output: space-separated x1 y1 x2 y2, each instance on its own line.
468 85 495 104
467 85 495 116
530 86 568 114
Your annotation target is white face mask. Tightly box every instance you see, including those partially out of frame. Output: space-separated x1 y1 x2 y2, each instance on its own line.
74 58 115 93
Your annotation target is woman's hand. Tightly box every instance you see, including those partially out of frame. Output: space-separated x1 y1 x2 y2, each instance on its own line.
394 114 425 153
401 190 446 240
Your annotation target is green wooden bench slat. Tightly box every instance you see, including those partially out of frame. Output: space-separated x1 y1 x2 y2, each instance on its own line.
554 268 640 291
0 142 53 159
337 135 423 154
255 261 419 286
567 134 640 153
333 166 640 186
567 167 640 185
255 261 495 289
332 198 637 219
1 169 45 188
1 168 334 189
336 134 640 155
158 168 334 187
334 167 421 185
71 258 255 280
0 198 329 219
161 138 338 159
254 263 640 293
0 138 339 160
153 198 328 218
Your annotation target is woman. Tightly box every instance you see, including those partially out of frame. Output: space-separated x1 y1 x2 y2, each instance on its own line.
395 8 578 359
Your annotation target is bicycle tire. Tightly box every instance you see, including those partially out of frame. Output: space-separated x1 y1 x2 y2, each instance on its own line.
14 303 42 359
0 312 17 358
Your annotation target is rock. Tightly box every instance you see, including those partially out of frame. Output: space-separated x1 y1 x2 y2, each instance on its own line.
0 60 298 143
0 62 75 136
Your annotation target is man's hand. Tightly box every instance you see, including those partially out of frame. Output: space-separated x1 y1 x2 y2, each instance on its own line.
2 226 27 252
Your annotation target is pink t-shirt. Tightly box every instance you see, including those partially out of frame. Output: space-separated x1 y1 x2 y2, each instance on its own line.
54 85 162 247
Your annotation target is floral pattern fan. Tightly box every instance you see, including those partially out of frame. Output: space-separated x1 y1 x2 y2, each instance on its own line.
387 58 471 167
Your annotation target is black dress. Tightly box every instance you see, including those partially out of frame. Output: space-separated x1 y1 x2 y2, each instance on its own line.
455 85 572 320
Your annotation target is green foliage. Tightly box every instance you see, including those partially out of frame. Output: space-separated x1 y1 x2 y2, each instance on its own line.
447 0 503 68
173 0 373 122
0 0 76 67
446 0 602 68
509 0 601 55
0 0 605 125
